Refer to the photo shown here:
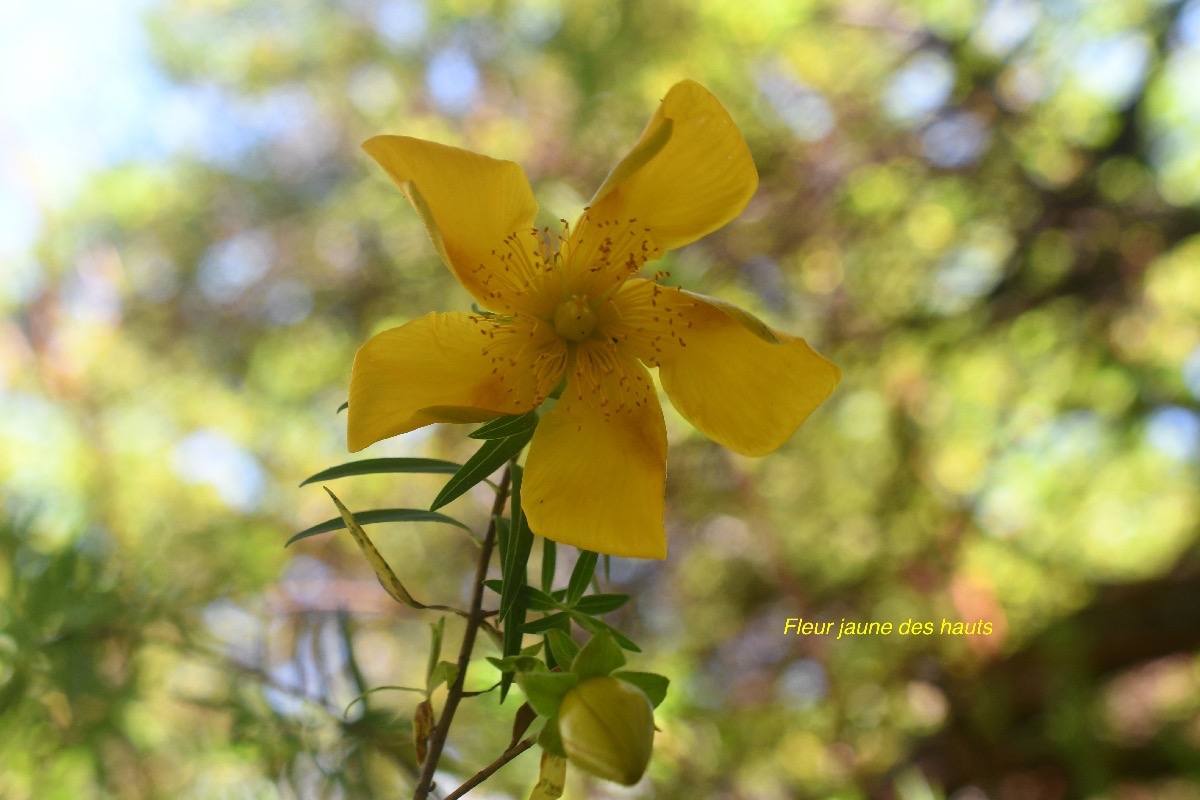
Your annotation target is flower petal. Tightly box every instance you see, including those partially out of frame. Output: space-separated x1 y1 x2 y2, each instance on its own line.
347 312 557 451
523 360 668 560
584 80 758 254
621 281 840 457
362 136 540 312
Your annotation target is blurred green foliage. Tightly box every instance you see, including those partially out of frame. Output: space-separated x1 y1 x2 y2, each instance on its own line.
4 0 1200 797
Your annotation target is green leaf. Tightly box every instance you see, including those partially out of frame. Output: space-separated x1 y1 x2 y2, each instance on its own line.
342 685 425 718
500 586 527 703
545 629 579 669
428 660 459 694
337 401 348 414
425 617 445 691
541 538 557 592
573 593 629 615
287 507 469 546
469 410 538 440
566 549 598 607
487 655 545 673
524 612 570 635
500 467 534 623
516 672 579 718
520 585 560 611
299 457 461 486
572 613 641 652
431 430 533 511
571 631 625 678
323 489 427 610
613 671 670 708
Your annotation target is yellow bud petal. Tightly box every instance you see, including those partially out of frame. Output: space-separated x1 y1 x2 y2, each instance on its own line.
558 676 654 785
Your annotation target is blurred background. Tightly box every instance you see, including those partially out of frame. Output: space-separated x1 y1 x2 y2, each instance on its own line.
3 0 1200 797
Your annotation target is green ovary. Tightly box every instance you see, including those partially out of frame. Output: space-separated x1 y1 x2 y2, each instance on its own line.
553 295 597 342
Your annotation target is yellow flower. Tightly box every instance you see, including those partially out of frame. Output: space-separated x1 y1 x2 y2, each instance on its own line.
349 80 840 559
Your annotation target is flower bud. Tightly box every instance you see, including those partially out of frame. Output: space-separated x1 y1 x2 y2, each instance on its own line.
558 676 654 785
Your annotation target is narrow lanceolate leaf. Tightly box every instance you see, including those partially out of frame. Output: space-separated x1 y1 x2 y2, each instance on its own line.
287 508 470 546
524 612 570 635
529 751 567 800
573 593 630 615
469 410 539 440
572 613 641 652
325 489 426 609
431 430 533 511
566 549 598 607
501 466 535 623
299 457 462 486
425 617 445 691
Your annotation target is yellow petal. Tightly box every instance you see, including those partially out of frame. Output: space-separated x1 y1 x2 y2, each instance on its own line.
347 312 558 451
623 281 840 457
362 136 540 312
584 80 758 254
523 359 668 559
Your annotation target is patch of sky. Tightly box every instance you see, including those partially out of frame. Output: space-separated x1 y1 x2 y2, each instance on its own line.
197 230 276 305
883 51 956 126
777 659 829 710
375 0 429 50
1184 345 1200 400
0 0 167 259
973 0 1040 57
1145 405 1200 462
513 0 564 43
921 111 991 168
264 280 315 327
1071 33 1151 107
1178 0 1200 49
426 47 481 115
928 243 1007 313
171 429 265 512
756 65 835 142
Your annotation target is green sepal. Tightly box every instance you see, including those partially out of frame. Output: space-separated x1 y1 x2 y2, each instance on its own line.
545 629 580 668
287 508 469 546
470 410 539 440
517 672 580 718
299 457 462 486
612 671 669 708
431 430 533 511
566 550 598 606
537 714 566 757
571 631 625 678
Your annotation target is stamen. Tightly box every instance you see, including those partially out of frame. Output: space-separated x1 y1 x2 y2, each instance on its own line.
568 340 651 421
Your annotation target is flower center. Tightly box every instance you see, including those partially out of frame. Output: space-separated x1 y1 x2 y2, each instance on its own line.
553 295 596 342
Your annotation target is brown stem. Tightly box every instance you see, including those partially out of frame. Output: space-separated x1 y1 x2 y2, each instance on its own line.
413 464 512 800
444 737 537 800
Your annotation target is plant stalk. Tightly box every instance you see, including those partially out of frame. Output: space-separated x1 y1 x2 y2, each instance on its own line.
412 463 512 800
